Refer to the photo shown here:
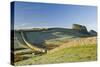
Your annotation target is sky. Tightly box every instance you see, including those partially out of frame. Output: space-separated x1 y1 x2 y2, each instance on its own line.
13 1 97 31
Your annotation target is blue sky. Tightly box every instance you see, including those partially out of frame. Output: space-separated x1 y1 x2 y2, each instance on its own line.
13 1 97 31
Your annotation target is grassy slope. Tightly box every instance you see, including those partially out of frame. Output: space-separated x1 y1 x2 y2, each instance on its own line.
15 36 97 65
17 28 88 45
14 28 90 51
15 44 97 65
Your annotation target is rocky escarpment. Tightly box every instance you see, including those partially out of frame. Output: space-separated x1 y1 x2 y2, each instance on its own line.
72 24 97 36
72 24 88 34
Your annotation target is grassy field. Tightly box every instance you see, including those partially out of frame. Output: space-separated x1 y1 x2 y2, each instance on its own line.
15 44 97 66
14 36 97 66
13 26 97 66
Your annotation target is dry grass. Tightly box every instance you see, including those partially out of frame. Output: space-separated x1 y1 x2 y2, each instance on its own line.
49 37 97 53
15 37 97 66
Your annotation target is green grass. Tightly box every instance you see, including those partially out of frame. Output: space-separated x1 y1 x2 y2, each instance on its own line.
15 44 97 66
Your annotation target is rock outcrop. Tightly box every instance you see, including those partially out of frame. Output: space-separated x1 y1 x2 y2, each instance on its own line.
72 24 88 34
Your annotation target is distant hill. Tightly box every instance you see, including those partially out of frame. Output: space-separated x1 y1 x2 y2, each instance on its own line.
89 30 97 36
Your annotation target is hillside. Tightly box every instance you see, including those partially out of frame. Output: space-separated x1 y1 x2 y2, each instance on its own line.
14 27 91 50
13 24 97 65
15 37 97 65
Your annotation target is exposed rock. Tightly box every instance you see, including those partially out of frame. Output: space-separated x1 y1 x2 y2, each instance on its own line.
72 24 88 34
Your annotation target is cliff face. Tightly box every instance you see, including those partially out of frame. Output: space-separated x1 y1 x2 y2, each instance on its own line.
72 24 88 34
